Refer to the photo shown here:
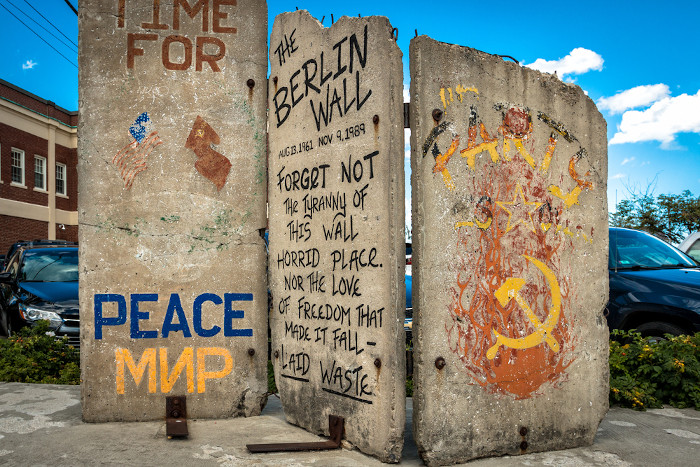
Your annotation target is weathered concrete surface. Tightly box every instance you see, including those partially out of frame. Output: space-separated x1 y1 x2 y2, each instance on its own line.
410 37 609 465
267 11 405 462
78 1 268 421
1 383 699 466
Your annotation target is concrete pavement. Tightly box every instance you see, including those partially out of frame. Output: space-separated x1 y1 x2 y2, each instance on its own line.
0 382 698 465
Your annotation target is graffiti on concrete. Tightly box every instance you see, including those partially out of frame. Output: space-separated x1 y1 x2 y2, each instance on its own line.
120 0 237 72
186 116 232 190
423 86 598 398
112 112 163 189
486 255 561 360
271 25 372 131
94 292 253 394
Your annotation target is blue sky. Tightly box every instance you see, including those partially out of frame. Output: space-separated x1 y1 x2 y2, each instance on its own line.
2 0 699 219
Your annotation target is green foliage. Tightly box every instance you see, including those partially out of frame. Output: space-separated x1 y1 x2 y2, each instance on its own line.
0 320 80 384
609 330 700 410
610 190 700 243
267 360 277 394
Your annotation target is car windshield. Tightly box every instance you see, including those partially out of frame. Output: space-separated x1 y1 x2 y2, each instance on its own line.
19 249 79 282
610 229 696 270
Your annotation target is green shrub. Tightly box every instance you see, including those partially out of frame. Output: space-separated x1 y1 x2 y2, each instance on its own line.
267 360 277 394
0 320 80 384
609 329 699 410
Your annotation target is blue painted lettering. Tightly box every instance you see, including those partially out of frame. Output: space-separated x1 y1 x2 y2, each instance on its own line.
91 292 254 339
94 294 127 339
224 292 253 336
131 294 159 339
162 293 192 338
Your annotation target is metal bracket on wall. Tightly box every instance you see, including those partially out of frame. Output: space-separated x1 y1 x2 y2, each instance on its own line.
246 415 345 453
165 396 188 439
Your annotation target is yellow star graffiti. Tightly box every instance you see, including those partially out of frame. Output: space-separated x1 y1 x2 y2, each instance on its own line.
496 184 542 233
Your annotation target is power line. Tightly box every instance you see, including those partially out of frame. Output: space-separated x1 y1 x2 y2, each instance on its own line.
24 0 77 49
63 0 76 16
0 1 77 68
5 0 77 53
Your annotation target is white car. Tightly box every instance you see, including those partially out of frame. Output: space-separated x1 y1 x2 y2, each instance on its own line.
679 232 700 263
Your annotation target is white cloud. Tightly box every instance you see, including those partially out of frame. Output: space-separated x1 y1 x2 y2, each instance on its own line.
404 128 411 161
609 90 700 146
597 84 670 114
524 48 603 80
22 59 37 70
403 84 410 103
611 173 627 179
621 157 635 166
403 128 411 162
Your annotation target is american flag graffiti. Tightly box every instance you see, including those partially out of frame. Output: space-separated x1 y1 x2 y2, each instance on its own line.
112 112 163 189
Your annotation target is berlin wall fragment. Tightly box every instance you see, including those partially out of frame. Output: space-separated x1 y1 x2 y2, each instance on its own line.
267 11 405 462
410 36 609 465
78 0 268 421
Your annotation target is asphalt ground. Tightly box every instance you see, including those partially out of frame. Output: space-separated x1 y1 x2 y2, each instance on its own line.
0 382 698 466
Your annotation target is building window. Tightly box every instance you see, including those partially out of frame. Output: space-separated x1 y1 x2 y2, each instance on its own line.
11 148 25 186
34 156 46 191
56 163 67 196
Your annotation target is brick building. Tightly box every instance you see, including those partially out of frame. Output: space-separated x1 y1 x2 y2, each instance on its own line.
0 79 78 253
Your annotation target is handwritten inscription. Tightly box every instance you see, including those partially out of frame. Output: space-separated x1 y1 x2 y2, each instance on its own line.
269 17 394 411
272 25 372 130
273 125 382 402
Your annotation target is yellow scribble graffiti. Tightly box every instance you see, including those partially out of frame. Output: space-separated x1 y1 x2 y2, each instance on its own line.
495 184 542 233
454 216 492 231
548 148 595 207
548 185 584 208
441 85 479 108
540 223 593 243
461 122 500 169
433 136 460 191
502 139 537 169
539 132 559 174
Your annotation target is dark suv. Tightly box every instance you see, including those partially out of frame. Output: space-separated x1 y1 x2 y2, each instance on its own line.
0 244 79 346
607 227 700 339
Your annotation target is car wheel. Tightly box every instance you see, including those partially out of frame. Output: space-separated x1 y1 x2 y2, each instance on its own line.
635 321 686 342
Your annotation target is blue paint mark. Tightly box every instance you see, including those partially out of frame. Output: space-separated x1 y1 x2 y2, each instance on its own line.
129 112 150 143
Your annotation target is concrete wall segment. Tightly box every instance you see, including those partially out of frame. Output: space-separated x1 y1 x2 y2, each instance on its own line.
410 36 609 465
78 0 269 422
267 10 405 462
